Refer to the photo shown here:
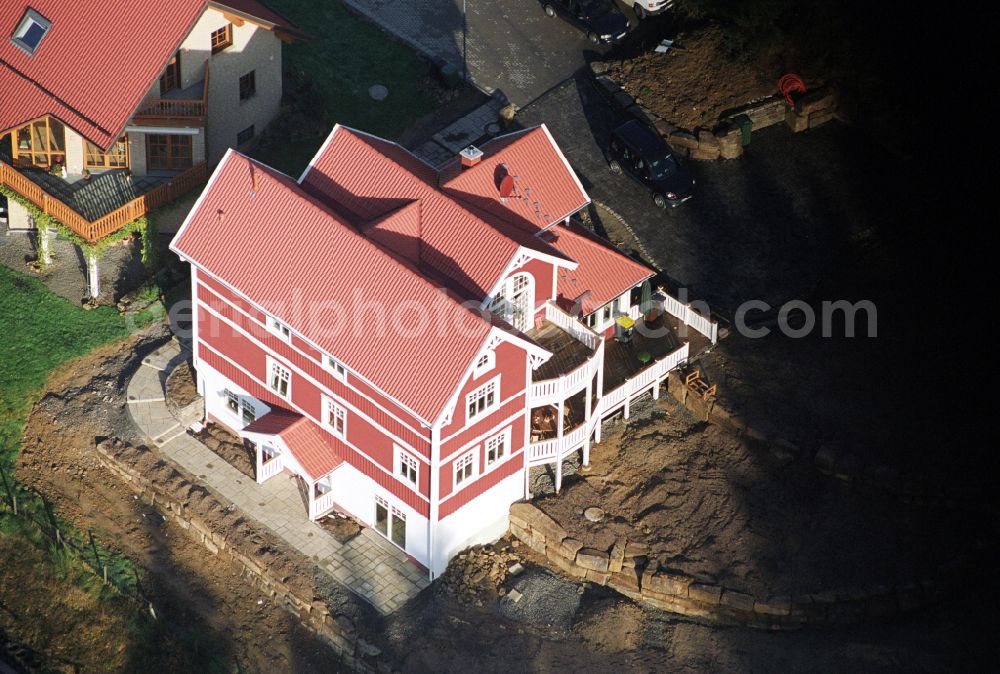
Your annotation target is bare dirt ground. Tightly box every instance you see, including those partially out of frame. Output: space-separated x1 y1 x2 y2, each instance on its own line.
190 422 256 480
7 323 995 672
607 24 779 130
11 326 346 673
534 400 980 598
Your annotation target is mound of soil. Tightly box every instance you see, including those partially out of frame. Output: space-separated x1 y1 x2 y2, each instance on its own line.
317 511 362 543
535 399 975 598
165 359 198 411
607 24 778 130
190 423 255 479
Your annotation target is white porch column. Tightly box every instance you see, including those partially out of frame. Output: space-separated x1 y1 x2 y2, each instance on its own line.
653 377 661 400
86 252 100 299
555 404 565 492
583 375 593 467
307 479 318 521
255 444 264 485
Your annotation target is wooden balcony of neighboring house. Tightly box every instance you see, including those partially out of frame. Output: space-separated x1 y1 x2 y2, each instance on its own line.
132 62 209 127
0 137 207 242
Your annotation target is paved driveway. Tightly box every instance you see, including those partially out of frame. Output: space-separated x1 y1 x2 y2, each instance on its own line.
340 0 610 105
516 73 907 316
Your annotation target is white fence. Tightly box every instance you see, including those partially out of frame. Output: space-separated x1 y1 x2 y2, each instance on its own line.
544 302 601 350
659 293 718 344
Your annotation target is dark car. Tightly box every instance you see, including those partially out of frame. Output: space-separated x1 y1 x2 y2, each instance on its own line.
542 0 630 44
608 120 694 208
0 194 7 226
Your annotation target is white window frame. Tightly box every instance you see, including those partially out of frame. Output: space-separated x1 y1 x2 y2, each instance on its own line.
322 354 347 382
453 450 477 487
267 316 292 343
223 389 257 426
472 350 495 379
484 427 512 470
465 376 500 423
267 357 292 399
321 395 346 438
394 446 419 488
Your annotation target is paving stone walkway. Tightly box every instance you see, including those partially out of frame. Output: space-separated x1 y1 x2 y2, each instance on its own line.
125 341 429 614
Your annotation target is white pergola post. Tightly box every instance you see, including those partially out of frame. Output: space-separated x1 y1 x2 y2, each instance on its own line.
38 225 51 265
86 252 100 299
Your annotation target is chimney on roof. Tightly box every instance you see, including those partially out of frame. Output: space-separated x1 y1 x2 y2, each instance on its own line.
459 145 484 168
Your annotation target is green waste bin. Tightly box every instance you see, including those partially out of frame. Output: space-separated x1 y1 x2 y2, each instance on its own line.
734 114 753 147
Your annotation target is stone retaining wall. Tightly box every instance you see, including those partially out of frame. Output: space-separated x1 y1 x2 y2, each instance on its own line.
509 500 959 629
591 62 840 161
95 439 385 672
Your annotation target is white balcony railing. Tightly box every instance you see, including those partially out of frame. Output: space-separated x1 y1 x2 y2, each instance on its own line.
530 340 604 405
310 489 337 521
659 293 718 344
601 342 690 417
544 302 601 350
526 417 596 466
256 453 284 484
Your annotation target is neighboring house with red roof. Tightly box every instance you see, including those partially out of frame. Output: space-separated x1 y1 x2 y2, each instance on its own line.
0 0 303 248
170 123 718 577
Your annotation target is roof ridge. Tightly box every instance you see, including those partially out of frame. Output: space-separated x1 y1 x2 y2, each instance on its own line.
236 152 495 332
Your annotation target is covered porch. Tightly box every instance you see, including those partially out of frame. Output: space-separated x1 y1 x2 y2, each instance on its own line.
240 410 345 522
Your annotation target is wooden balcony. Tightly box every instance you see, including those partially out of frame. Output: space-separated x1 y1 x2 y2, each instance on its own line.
0 159 208 242
132 62 209 126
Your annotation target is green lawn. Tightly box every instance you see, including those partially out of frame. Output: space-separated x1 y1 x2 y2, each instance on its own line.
0 266 135 463
249 0 452 175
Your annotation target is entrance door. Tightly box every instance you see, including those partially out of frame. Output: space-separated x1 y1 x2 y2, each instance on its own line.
374 496 406 550
146 134 193 171
494 272 534 332
160 51 181 94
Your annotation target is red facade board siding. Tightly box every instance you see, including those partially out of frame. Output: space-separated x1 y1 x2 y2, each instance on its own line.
198 280 431 452
440 340 528 440
197 311 430 512
439 413 525 500
439 448 524 519
518 258 556 311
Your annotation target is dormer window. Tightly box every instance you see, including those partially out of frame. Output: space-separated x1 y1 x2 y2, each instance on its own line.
11 9 51 56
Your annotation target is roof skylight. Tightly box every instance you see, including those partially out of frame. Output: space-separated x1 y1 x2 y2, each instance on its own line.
10 8 51 56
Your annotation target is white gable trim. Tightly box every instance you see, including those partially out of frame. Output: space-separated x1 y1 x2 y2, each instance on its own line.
432 326 550 429
478 245 577 311
540 123 590 206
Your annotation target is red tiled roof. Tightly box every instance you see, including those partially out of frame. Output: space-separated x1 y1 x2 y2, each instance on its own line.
172 150 494 423
0 0 300 150
301 126 578 300
439 126 590 234
548 221 655 316
213 0 304 36
244 409 344 479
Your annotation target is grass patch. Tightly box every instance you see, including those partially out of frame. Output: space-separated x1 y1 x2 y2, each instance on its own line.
249 0 455 175
0 266 133 464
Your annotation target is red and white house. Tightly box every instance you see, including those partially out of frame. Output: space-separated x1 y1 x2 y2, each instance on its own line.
170 124 717 577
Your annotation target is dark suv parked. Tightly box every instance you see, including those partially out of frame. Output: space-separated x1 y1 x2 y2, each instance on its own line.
608 120 694 208
541 0 630 44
